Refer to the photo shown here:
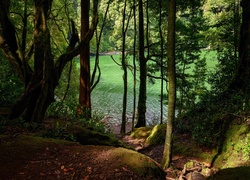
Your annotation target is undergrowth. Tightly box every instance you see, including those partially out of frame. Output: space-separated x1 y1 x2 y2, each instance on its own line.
175 89 250 147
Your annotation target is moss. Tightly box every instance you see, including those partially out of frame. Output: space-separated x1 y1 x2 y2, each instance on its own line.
130 127 152 139
67 125 125 147
145 124 166 146
112 147 166 179
213 125 250 168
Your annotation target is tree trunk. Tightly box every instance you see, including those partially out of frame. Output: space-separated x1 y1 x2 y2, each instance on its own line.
159 0 164 124
132 0 137 130
135 0 147 128
0 0 98 122
121 0 128 134
162 0 176 169
10 0 55 122
79 0 91 119
229 0 250 91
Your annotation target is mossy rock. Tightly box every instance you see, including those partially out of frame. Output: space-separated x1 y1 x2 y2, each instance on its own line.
207 167 250 180
145 124 166 146
67 125 124 147
130 126 152 139
110 147 166 179
213 124 250 169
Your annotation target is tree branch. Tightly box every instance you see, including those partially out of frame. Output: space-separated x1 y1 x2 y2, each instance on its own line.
54 0 99 82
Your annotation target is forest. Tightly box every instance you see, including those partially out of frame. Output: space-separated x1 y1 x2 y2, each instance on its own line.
0 0 249 179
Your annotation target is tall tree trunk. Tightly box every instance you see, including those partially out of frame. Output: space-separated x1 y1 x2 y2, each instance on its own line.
135 0 147 128
132 0 137 130
159 0 164 124
229 0 250 91
162 0 176 169
79 0 91 119
121 0 128 133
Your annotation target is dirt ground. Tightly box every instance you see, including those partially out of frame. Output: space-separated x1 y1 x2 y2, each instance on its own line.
0 121 208 180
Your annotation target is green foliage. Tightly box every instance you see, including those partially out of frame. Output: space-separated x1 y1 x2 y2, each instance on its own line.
42 121 76 141
78 115 107 134
46 100 77 118
204 0 240 93
176 89 250 147
0 55 23 106
46 61 79 118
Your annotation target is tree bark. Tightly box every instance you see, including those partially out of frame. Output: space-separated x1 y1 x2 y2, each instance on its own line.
79 0 91 119
0 0 98 122
135 0 147 128
121 0 128 134
229 0 250 91
132 0 137 130
162 0 176 169
10 0 55 122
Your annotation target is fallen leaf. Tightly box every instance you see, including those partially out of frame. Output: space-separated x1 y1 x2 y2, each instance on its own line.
83 175 89 180
122 167 129 172
55 170 61 174
87 167 92 174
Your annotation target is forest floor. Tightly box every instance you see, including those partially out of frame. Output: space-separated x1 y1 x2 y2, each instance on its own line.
2 117 250 179
0 119 216 180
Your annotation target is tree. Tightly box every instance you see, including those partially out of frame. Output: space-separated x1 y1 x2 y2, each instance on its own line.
135 0 147 128
0 0 98 122
204 0 240 93
120 0 131 133
79 0 91 119
131 0 137 130
228 0 250 91
162 0 176 169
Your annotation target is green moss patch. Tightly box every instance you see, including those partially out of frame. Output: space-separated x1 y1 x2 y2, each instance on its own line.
67 125 124 147
213 125 250 168
111 147 166 179
130 127 152 139
145 124 166 146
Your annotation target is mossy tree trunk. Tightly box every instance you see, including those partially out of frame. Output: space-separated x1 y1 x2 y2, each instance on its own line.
0 0 98 122
162 0 176 169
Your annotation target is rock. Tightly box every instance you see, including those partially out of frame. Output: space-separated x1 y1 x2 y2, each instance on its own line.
186 171 206 180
